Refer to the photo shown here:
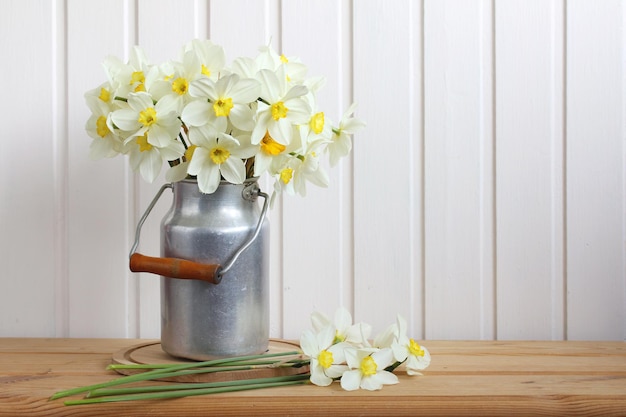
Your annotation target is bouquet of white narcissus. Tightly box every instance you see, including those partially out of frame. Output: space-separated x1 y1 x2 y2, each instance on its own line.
85 39 365 196
300 308 431 391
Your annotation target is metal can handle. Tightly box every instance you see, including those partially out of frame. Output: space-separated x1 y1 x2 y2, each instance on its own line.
128 182 269 284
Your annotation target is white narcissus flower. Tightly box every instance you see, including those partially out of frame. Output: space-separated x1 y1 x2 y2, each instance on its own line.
102 46 157 98
125 133 185 183
184 39 226 81
327 102 366 167
251 67 311 146
84 87 123 159
149 49 206 103
187 132 256 194
183 73 261 132
111 92 183 148
311 307 372 346
271 146 328 198
300 325 350 387
391 315 431 376
341 348 399 391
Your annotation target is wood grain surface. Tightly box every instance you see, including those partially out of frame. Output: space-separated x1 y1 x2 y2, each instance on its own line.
0 338 625 416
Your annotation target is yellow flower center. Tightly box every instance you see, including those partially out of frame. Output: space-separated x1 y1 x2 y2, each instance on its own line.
280 167 293 184
134 83 146 92
333 331 346 344
209 146 230 164
201 64 211 77
213 97 234 117
96 115 110 138
98 88 110 102
271 101 288 120
310 112 324 134
138 107 157 127
172 77 189 95
318 350 333 369
184 145 197 162
260 132 286 156
408 339 425 357
280 54 289 63
131 71 145 84
136 134 152 152
359 356 377 376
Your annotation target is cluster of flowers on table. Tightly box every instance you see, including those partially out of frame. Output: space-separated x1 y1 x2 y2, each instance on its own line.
50 307 430 405
85 39 364 196
300 307 431 391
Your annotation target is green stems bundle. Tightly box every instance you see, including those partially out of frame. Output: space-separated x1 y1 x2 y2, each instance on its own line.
50 351 310 406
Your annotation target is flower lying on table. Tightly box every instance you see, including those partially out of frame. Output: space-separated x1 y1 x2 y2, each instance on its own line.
301 307 431 391
50 308 429 405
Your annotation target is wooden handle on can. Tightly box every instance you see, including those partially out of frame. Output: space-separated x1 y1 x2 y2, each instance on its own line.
129 253 222 284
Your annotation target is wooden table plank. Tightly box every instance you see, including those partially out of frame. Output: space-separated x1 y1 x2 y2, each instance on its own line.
0 338 625 416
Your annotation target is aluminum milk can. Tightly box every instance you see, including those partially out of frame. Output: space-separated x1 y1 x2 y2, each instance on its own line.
129 179 270 360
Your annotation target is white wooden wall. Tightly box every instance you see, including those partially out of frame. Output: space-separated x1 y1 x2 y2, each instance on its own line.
1 0 624 341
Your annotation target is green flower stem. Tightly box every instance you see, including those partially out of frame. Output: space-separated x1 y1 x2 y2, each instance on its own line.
50 350 301 401
87 374 310 398
65 379 309 406
51 366 253 400
385 360 405 373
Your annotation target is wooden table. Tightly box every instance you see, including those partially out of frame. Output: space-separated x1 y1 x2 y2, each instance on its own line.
1 338 625 416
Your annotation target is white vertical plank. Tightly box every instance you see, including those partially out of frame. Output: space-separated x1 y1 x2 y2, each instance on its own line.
495 0 565 340
280 0 353 338
423 0 495 340
353 0 423 336
209 0 278 58
0 0 57 336
208 0 285 338
67 0 133 337
566 0 625 340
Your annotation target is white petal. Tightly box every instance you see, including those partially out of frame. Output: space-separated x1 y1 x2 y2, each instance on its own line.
181 101 211 127
111 109 140 131
165 162 189 183
372 348 394 370
325 364 349 379
139 150 162 183
156 93 183 115
328 342 350 364
334 307 353 334
256 69 281 101
283 84 308 101
315 325 334 350
311 311 331 332
128 92 154 113
343 347 360 369
147 124 176 148
197 163 221 194
187 147 208 175
229 104 256 131
229 77 261 103
339 370 361 391
309 365 333 387
250 113 270 145
373 324 397 349
219 158 245 185
268 118 293 145
374 370 399 386
360 375 383 391
299 329 318 357
188 77 215 98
